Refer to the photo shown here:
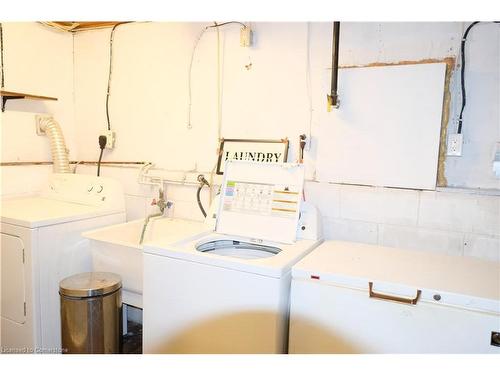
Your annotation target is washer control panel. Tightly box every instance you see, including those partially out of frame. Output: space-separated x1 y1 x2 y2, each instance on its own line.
43 173 125 210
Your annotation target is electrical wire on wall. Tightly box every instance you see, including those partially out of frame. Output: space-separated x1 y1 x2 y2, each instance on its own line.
98 21 134 176
187 21 249 211
187 21 248 131
305 22 313 151
216 25 223 141
106 22 132 131
0 23 5 89
457 21 500 134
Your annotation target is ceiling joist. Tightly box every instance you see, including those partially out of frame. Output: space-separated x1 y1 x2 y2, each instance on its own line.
40 22 123 32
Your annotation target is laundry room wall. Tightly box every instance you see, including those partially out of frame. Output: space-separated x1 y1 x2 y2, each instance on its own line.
0 22 75 198
56 22 500 261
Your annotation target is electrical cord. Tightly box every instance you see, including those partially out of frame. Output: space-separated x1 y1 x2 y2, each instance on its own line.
97 135 107 176
207 21 247 29
97 149 104 177
457 21 500 134
457 21 479 134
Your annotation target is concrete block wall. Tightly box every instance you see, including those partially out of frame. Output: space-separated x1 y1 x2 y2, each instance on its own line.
76 165 212 222
75 164 499 263
1 22 499 264
305 181 500 262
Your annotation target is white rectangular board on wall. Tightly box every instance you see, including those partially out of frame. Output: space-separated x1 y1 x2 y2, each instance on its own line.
316 62 446 190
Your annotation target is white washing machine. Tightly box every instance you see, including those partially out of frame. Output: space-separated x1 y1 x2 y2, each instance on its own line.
143 161 323 354
0 173 125 353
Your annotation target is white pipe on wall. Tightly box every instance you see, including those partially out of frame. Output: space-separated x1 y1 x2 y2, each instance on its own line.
38 116 71 173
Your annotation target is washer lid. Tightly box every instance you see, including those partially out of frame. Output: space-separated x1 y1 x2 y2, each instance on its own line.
59 272 122 298
216 161 304 244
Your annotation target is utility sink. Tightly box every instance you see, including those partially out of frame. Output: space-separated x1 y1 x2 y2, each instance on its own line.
82 217 209 308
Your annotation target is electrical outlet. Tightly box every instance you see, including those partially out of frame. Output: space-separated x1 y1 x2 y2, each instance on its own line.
101 130 116 149
35 115 50 135
447 133 463 156
493 142 500 178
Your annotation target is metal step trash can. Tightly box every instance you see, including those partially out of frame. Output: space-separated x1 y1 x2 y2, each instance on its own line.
60 272 122 354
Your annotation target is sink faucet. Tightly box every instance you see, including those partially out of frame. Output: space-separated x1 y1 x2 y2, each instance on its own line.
139 187 168 245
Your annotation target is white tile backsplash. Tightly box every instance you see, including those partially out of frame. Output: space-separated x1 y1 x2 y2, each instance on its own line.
471 197 500 236
418 191 500 236
112 169 499 262
378 188 420 226
340 185 382 223
463 234 500 262
6 164 493 262
125 195 147 221
338 185 420 226
170 200 205 222
323 217 378 245
304 181 341 218
418 191 476 233
378 224 464 256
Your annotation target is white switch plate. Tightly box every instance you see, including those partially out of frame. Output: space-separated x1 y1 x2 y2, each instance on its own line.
101 130 116 149
35 115 50 135
447 133 463 156
240 27 253 47
493 142 500 178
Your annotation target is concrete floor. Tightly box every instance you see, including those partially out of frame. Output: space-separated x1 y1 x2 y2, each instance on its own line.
122 320 142 354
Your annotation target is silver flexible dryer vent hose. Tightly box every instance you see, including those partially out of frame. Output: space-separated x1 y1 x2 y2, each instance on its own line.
39 116 71 173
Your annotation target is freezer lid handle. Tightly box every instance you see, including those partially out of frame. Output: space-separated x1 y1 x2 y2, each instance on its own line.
368 281 422 305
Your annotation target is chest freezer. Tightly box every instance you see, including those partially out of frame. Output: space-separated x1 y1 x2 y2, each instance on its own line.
288 241 500 354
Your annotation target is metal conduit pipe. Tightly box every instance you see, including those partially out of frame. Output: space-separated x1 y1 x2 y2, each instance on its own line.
328 21 340 109
39 116 71 173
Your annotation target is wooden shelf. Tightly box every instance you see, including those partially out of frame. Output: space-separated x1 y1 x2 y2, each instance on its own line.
41 22 123 32
1 90 58 112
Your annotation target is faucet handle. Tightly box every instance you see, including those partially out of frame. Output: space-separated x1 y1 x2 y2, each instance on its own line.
151 198 157 206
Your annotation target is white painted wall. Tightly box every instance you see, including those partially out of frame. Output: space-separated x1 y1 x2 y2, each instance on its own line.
69 22 499 262
1 22 498 261
445 22 500 189
0 22 75 198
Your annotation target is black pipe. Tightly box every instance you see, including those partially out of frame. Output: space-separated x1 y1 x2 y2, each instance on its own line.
329 21 340 107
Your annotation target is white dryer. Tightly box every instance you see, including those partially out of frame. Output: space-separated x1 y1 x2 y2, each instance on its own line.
1 173 125 353
143 161 322 354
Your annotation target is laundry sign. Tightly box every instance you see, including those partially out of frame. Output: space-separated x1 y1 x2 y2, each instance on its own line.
216 138 289 174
